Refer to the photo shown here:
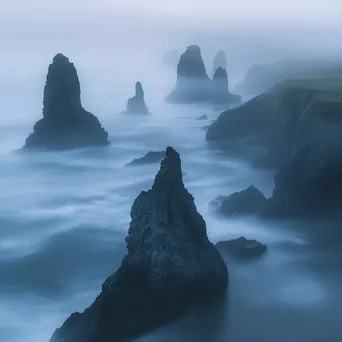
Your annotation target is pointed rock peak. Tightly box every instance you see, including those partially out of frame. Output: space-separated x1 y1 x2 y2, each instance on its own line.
135 81 144 97
213 67 227 79
153 146 183 187
52 53 70 64
186 45 201 53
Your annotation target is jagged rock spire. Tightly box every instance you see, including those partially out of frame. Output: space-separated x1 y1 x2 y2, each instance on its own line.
123 81 150 115
50 146 228 342
212 49 227 75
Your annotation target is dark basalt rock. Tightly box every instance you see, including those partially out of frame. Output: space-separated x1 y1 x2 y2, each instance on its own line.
123 82 150 115
126 150 165 167
210 185 266 217
23 53 109 150
216 237 267 259
50 146 228 342
211 67 241 105
165 45 211 103
212 50 228 76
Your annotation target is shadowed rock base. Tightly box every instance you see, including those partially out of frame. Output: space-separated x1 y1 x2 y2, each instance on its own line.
50 146 228 342
23 54 109 150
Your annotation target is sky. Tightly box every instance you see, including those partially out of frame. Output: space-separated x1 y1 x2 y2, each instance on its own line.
2 0 342 30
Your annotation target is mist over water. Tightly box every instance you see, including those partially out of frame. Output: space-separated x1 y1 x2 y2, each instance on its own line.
1 5 342 341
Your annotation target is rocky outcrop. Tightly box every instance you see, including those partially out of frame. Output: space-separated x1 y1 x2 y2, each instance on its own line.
50 146 228 342
123 82 150 115
211 67 241 105
216 237 267 259
197 114 208 121
165 45 211 103
208 77 342 218
210 186 266 217
126 151 164 167
165 45 240 106
23 54 109 150
206 81 319 168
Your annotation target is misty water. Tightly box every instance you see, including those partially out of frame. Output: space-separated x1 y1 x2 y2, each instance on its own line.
1 47 342 342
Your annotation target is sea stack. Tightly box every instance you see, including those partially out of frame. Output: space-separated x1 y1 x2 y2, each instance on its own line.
211 67 241 105
50 146 228 342
123 82 150 115
165 45 211 103
212 50 227 76
23 54 109 150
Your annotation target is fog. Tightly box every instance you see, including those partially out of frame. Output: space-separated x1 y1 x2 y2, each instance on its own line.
1 1 342 342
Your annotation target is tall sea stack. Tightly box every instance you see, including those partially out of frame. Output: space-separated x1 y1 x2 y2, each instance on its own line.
50 146 228 342
123 81 150 115
23 54 109 150
165 45 211 103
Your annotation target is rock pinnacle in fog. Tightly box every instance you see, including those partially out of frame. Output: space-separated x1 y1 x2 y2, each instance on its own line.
212 49 227 76
165 45 211 103
123 81 150 115
50 146 228 342
23 53 109 150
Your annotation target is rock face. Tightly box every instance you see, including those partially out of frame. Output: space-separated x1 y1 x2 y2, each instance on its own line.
216 237 267 259
23 54 109 150
208 77 342 218
123 82 150 115
210 186 266 217
126 150 165 167
166 45 241 106
50 146 228 342
212 50 227 76
165 45 211 103
211 67 241 105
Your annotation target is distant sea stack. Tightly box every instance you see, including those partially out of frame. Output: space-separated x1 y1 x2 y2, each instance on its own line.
123 82 150 115
50 146 228 342
165 45 211 103
166 45 240 106
23 54 109 150
211 67 241 105
162 49 179 67
212 50 227 76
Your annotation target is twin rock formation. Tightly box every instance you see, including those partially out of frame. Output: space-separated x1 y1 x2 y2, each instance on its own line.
51 147 228 342
166 45 240 106
24 54 109 150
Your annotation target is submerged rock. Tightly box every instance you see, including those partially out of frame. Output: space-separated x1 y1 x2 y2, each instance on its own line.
210 185 266 217
123 82 150 115
126 150 165 166
212 50 228 76
51 146 228 342
165 45 211 103
23 53 109 150
216 237 267 259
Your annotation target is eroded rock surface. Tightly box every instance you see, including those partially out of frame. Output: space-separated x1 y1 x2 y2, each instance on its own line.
23 54 109 150
51 146 228 342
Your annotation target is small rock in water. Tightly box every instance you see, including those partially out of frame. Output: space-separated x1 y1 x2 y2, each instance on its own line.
126 151 165 166
216 237 267 259
210 185 266 217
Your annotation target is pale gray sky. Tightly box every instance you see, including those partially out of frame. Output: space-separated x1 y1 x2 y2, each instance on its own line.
2 0 342 29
